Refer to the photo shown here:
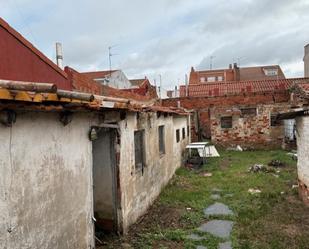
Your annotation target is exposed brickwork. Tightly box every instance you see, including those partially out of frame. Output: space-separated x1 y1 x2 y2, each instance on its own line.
162 92 293 148
121 79 158 99
298 179 309 207
210 103 290 149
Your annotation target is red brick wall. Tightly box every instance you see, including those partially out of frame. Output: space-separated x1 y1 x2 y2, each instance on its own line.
189 68 236 84
162 92 290 109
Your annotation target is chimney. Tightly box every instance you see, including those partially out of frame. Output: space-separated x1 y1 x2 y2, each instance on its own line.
233 63 240 81
185 74 188 97
304 44 309 77
229 64 232 69
56 42 63 69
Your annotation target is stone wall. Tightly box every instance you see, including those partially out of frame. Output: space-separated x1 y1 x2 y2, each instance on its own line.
162 92 291 148
210 104 290 149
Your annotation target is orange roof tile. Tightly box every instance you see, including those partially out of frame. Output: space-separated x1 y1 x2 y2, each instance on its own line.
239 65 285 81
180 78 309 97
81 70 118 80
130 78 147 87
0 80 187 115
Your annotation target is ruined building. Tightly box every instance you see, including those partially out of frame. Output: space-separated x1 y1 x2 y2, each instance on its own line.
278 84 309 207
0 17 191 248
163 63 309 148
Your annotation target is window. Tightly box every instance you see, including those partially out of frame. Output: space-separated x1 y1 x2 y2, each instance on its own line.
134 130 145 170
176 129 180 143
264 69 278 76
270 114 282 127
207 76 216 82
221 116 232 129
241 108 257 116
217 76 223 81
158 125 165 154
200 77 205 82
182 127 186 139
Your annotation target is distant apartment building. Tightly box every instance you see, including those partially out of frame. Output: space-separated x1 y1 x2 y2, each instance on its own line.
189 64 285 84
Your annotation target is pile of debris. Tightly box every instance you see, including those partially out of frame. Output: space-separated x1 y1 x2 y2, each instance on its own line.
248 159 285 173
268 159 286 168
248 164 275 173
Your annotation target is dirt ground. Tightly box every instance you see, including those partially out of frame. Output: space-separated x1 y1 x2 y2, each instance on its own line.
98 150 309 249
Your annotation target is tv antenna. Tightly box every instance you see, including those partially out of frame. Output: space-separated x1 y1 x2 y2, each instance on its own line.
210 55 216 70
234 56 245 67
108 45 119 76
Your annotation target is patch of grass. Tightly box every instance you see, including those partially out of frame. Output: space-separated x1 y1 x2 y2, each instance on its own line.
104 150 309 249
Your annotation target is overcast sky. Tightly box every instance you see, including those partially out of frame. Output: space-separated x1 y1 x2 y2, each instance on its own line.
1 0 309 90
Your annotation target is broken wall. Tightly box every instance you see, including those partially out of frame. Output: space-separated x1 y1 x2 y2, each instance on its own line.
210 103 290 149
0 112 94 249
118 112 189 233
162 92 291 148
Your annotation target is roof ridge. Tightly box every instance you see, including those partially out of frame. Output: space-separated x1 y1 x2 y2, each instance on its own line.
184 78 309 87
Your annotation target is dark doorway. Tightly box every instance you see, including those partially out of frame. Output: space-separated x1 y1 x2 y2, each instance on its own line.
92 128 118 232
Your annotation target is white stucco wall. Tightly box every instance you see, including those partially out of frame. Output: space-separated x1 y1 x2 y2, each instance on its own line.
296 116 309 186
118 112 190 232
96 71 132 89
0 112 94 249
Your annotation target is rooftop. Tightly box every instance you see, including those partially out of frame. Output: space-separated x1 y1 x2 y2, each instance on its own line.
180 78 309 98
0 79 187 115
81 70 118 80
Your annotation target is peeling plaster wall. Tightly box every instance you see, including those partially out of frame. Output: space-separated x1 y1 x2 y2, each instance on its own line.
0 112 94 249
96 71 132 89
118 113 189 233
295 116 309 206
296 116 309 187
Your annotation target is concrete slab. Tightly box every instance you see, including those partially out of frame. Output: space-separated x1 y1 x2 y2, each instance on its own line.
204 202 234 216
196 246 207 249
219 241 232 249
187 233 204 241
198 220 234 239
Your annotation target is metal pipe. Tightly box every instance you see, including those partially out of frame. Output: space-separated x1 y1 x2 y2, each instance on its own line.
56 42 63 69
57 90 94 102
0 80 57 93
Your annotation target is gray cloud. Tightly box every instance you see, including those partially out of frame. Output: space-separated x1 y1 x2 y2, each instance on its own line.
1 0 308 90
